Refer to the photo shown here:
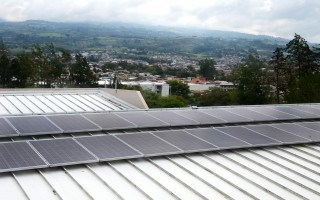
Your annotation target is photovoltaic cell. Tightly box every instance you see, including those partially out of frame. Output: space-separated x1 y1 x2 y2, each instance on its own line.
152 130 216 152
245 125 309 143
0 118 18 137
116 133 182 156
298 122 320 132
186 128 251 148
115 112 169 128
47 115 101 132
0 142 47 172
271 123 320 142
7 116 62 135
271 106 319 118
248 107 299 120
216 126 280 145
76 135 143 161
200 108 250 123
83 113 136 130
173 110 226 124
30 138 97 166
147 111 199 126
226 107 276 121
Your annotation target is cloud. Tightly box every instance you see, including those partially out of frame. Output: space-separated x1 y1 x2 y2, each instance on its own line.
0 0 319 42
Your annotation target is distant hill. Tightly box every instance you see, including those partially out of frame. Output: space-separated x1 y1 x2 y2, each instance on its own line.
0 20 287 57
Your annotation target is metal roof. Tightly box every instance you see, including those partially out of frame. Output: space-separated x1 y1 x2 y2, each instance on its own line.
1 143 320 200
0 89 319 200
0 89 137 115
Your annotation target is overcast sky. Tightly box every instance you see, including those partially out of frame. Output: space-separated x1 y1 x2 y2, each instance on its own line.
1 0 319 42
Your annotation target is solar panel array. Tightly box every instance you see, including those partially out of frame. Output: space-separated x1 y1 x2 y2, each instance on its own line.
1 121 320 173
1 104 320 137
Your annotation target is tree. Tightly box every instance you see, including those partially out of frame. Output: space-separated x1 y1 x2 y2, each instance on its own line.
231 54 271 105
141 90 187 108
281 34 320 103
269 48 286 103
166 80 190 99
195 87 235 106
0 50 11 87
10 53 34 87
285 34 315 77
71 54 97 87
199 59 216 80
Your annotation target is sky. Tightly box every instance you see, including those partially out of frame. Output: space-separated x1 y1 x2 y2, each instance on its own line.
1 0 320 43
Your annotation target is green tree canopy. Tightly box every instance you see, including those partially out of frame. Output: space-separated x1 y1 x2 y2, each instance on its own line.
198 59 216 80
166 80 190 99
231 54 271 105
141 90 187 108
71 54 98 87
195 87 235 106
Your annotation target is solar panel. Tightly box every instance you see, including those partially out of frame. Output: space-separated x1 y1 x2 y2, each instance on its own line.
47 115 101 132
30 138 97 166
245 125 309 143
226 107 276 121
216 126 281 146
311 104 320 111
0 142 47 172
200 108 250 123
76 135 143 161
247 107 299 120
293 105 320 116
270 106 319 118
186 128 251 148
298 122 320 132
83 113 136 130
115 112 169 128
173 110 226 124
7 116 62 135
147 111 199 126
152 130 216 152
116 133 182 156
271 123 320 142
0 118 18 137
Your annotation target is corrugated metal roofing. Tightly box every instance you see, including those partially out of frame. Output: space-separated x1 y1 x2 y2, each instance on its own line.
1 143 319 200
0 89 320 200
0 89 136 115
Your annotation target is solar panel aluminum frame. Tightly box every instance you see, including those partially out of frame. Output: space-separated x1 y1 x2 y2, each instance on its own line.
293 105 320 116
247 106 299 120
6 116 63 136
270 123 320 142
46 114 103 133
172 110 226 125
0 141 48 173
185 127 252 150
82 113 138 131
29 138 98 167
199 108 251 124
75 135 144 162
270 106 320 119
146 111 200 127
216 126 282 147
152 130 217 153
225 107 277 122
243 124 312 145
0 118 19 137
115 132 183 157
115 111 170 128
297 122 320 133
